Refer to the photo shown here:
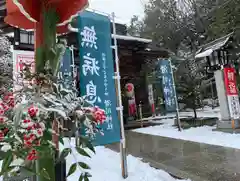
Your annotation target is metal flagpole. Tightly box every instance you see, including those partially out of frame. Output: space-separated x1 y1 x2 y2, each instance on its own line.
169 58 182 131
111 12 128 179
70 45 76 89
69 45 80 146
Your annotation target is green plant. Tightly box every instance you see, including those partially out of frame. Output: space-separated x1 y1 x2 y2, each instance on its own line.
0 8 106 180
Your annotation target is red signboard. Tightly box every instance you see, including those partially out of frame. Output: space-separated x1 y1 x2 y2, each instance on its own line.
224 68 238 96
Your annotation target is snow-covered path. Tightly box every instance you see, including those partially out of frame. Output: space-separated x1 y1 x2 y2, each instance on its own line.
134 107 240 150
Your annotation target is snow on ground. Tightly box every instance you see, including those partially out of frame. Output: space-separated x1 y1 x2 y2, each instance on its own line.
134 108 240 150
145 107 220 124
0 138 190 181
165 106 220 119
63 139 190 181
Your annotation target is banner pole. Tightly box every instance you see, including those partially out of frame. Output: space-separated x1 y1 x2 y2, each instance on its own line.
70 45 76 90
111 12 128 179
169 58 182 131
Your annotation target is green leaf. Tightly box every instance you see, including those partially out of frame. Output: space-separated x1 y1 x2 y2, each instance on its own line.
86 114 94 122
79 136 89 144
60 90 69 96
0 150 7 159
79 173 84 181
59 136 64 145
20 166 36 176
79 172 91 181
40 168 50 180
43 129 52 141
76 147 91 158
78 114 87 123
0 124 7 129
84 174 90 181
15 149 27 159
85 142 95 154
58 148 71 162
78 162 90 169
1 166 15 176
35 145 49 153
79 136 95 153
67 163 77 177
85 172 92 177
3 137 16 143
1 151 13 173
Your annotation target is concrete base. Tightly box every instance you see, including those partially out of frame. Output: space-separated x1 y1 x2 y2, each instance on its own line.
217 120 232 129
213 128 240 134
217 119 240 129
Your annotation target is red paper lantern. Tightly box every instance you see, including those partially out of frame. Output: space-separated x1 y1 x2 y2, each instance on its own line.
4 0 88 34
125 83 134 98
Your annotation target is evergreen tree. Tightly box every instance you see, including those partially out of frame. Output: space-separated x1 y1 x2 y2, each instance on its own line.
127 15 144 36
176 59 204 118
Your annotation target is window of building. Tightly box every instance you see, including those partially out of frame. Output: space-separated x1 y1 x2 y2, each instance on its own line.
20 30 34 44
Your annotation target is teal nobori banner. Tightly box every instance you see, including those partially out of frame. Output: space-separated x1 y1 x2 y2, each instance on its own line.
77 11 121 145
159 59 177 112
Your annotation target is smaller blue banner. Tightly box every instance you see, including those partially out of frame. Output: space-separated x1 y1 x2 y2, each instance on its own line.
58 48 73 89
159 59 176 112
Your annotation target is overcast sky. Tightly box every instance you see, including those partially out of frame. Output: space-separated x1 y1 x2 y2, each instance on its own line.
89 0 148 24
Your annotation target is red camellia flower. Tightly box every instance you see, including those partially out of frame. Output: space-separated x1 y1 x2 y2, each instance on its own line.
3 92 13 100
93 107 106 124
28 105 38 117
24 133 36 148
0 117 5 124
0 103 9 112
26 149 38 161
3 128 9 135
27 126 33 131
36 129 43 137
3 92 13 102
0 109 4 116
3 105 9 112
2 92 14 108
35 140 41 146
0 131 5 141
23 119 31 124
8 99 14 108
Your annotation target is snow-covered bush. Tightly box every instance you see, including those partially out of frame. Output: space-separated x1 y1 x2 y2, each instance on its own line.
0 36 106 180
0 32 12 93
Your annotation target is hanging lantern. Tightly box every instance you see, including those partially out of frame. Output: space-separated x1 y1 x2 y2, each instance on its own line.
125 83 134 98
4 0 89 34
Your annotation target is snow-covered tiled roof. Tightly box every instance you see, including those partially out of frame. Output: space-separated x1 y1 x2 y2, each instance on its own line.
112 34 152 43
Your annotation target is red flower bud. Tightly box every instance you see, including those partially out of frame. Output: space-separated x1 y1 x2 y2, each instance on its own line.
0 109 4 116
28 106 38 118
26 149 38 161
0 117 5 124
3 128 9 134
93 108 106 124
0 131 5 141
23 119 31 123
